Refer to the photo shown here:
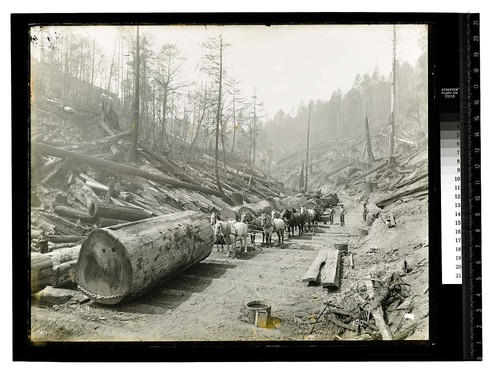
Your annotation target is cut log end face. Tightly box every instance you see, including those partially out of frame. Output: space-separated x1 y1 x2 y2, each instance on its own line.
76 230 132 304
75 212 213 305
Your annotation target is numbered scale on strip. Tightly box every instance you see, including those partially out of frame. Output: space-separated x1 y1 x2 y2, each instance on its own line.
440 116 462 284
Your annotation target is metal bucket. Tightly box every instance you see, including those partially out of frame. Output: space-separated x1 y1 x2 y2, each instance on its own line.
334 243 349 254
246 300 271 326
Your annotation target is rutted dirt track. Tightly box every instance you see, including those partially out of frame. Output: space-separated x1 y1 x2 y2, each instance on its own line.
31 191 428 342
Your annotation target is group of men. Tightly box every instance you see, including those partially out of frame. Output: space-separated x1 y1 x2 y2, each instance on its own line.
326 201 370 227
328 204 347 227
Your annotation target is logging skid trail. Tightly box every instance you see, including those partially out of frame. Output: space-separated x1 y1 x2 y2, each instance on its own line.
31 191 428 341
31 195 361 341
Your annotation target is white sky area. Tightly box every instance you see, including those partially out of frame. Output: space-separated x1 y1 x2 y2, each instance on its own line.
35 24 426 118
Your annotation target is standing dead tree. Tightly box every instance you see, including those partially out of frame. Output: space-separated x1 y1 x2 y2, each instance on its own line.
200 35 230 199
389 25 397 167
128 26 140 162
364 116 375 163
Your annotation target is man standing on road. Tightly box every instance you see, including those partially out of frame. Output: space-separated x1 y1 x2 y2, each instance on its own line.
363 203 369 221
339 204 347 227
329 204 335 225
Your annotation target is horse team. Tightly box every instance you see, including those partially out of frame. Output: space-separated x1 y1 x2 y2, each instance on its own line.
210 204 327 258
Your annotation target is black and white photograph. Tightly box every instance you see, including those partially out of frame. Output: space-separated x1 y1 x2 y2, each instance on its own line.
28 21 429 343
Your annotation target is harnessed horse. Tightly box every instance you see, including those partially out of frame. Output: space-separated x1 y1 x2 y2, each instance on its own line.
300 206 323 233
241 210 264 245
214 220 249 258
211 212 225 251
260 214 286 246
280 208 305 237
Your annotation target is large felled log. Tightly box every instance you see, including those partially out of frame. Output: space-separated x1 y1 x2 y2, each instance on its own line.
53 260 78 287
210 194 231 210
89 201 153 222
73 131 131 151
75 211 213 305
394 171 428 189
37 212 88 236
32 142 224 198
138 142 198 185
68 179 101 208
48 235 86 244
31 252 54 294
45 245 81 287
272 195 309 212
95 217 127 228
46 245 81 265
228 200 274 219
53 205 94 223
351 160 387 183
375 183 428 208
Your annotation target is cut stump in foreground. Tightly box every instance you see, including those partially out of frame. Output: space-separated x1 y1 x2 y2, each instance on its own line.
75 211 213 305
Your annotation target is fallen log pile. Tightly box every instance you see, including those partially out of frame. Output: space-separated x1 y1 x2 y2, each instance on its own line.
30 97 288 256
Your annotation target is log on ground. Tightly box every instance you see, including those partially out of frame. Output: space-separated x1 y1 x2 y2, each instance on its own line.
53 205 94 223
31 252 54 294
320 249 341 288
302 249 328 282
229 200 273 219
32 142 224 198
89 202 154 222
75 211 214 305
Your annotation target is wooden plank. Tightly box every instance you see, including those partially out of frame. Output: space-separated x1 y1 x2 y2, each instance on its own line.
372 306 394 340
364 280 393 340
320 249 341 288
301 249 328 282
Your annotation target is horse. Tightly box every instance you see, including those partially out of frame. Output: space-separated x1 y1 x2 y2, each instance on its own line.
214 220 249 258
210 212 225 252
241 210 264 245
281 208 305 237
300 206 323 233
260 214 286 246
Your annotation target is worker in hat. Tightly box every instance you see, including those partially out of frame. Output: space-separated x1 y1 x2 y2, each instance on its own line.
363 203 369 221
339 204 347 227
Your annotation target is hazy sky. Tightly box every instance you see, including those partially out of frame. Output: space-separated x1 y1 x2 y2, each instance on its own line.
35 24 426 117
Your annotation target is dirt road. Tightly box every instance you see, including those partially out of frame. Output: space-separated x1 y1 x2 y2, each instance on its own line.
31 190 429 342
31 194 371 342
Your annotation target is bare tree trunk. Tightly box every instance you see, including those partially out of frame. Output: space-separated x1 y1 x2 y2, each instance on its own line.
107 37 117 93
88 29 96 103
389 25 397 167
160 86 168 146
128 26 140 162
305 105 311 191
364 116 375 163
189 86 207 152
214 37 224 197
252 91 257 171
231 83 236 153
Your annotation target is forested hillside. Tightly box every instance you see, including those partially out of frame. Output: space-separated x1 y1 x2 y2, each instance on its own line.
263 53 428 169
